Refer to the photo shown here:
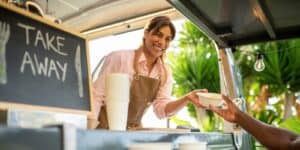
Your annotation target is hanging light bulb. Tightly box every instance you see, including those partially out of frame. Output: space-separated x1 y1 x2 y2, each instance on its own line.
254 53 265 72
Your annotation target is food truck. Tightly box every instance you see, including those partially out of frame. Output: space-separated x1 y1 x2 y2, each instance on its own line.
1 0 299 149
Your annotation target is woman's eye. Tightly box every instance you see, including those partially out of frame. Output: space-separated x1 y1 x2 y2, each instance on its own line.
154 31 163 37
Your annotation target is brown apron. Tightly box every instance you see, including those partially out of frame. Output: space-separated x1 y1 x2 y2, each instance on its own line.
97 74 160 129
97 50 161 129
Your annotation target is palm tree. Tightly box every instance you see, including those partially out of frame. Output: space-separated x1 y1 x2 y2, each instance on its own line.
168 21 220 131
236 39 300 123
233 39 300 150
169 20 300 132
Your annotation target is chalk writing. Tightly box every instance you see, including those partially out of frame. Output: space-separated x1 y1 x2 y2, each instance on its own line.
17 22 68 56
20 51 68 82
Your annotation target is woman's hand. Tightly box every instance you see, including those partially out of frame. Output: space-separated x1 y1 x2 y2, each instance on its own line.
184 89 208 107
92 87 106 106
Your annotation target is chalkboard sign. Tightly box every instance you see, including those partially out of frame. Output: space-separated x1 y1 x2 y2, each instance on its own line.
0 3 91 113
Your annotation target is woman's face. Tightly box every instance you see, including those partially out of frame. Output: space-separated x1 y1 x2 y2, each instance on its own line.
144 26 172 58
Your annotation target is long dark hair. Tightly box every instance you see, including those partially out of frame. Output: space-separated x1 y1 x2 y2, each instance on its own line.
144 16 176 40
135 16 176 85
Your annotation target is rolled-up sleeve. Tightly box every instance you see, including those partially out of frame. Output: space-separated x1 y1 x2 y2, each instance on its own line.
152 66 173 119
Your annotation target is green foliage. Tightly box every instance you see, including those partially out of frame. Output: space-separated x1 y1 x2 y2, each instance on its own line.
279 116 300 134
169 20 300 135
169 116 193 127
168 21 220 131
168 22 220 95
235 39 300 126
237 39 300 95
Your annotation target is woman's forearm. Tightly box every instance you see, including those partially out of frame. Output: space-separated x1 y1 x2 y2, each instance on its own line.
164 89 206 117
164 96 189 117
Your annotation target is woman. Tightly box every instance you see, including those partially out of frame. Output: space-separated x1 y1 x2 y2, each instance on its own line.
92 16 207 129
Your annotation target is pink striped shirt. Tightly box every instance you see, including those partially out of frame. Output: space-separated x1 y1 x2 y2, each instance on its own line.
92 50 173 120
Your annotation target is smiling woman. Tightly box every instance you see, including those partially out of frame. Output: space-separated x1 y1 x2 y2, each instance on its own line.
89 18 187 128
90 16 208 129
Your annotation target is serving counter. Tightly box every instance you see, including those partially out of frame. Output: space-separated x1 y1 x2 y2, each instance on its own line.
0 124 254 150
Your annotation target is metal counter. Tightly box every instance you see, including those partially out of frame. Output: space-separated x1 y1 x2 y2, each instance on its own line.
0 125 253 150
0 125 62 150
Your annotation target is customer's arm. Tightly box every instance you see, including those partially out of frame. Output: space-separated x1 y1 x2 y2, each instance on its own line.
209 95 300 150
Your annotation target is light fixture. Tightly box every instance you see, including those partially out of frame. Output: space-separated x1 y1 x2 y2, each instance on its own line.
254 53 265 72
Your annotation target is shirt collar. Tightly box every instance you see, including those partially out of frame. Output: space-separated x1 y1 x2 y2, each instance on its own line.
138 51 163 65
138 51 147 63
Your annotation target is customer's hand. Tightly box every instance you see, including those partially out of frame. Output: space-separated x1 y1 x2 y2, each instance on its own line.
185 89 208 107
209 95 241 123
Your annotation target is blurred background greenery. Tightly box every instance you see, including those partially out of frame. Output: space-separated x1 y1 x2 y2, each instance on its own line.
167 21 300 149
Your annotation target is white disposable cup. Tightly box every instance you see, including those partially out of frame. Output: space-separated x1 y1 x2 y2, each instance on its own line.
105 73 130 130
106 101 129 130
128 143 172 150
106 73 130 102
179 142 207 150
